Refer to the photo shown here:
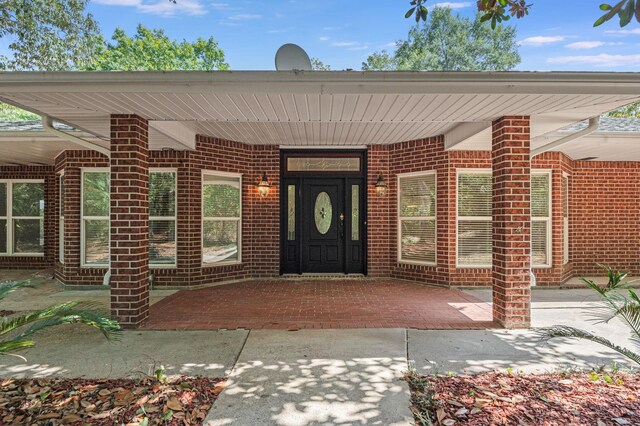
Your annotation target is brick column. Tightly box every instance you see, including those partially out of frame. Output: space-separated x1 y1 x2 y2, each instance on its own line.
110 115 150 328
492 116 531 329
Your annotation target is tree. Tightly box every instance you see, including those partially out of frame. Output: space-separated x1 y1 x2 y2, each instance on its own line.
0 0 101 70
405 0 640 28
86 25 229 71
1 280 120 355
363 7 520 71
542 266 640 366
311 58 331 71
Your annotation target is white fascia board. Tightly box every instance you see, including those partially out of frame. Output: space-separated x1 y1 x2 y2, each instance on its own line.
2 71 640 96
150 121 196 150
444 121 491 151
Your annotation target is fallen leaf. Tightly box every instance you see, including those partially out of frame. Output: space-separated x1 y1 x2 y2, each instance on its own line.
443 419 456 426
558 379 573 385
61 414 82 424
454 407 468 417
166 397 183 411
436 407 447 423
613 418 630 425
447 399 465 407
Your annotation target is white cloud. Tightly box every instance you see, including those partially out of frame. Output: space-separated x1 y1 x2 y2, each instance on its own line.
605 28 640 35
93 0 206 16
332 41 358 47
430 2 472 9
210 2 229 10
268 27 294 34
565 41 624 49
518 36 566 47
228 13 262 20
319 36 330 41
547 54 640 67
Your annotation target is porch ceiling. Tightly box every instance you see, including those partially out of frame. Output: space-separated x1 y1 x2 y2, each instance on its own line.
1 71 640 164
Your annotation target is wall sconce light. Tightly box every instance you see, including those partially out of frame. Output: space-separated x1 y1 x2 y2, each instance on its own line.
257 172 271 198
375 174 388 196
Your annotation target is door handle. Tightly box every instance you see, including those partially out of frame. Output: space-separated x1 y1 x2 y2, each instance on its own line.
339 213 344 239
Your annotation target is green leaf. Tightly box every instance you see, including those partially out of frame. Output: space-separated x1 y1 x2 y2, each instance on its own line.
589 372 600 381
405 7 416 18
600 3 613 10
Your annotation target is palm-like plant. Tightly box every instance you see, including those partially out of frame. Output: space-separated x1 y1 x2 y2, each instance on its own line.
541 265 640 366
1 280 121 356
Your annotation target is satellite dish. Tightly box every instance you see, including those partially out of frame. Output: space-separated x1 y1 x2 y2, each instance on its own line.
275 43 312 71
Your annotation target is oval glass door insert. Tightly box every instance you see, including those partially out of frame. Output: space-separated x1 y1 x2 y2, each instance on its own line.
314 192 332 234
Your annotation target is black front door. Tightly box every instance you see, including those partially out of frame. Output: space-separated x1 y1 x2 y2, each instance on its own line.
280 150 366 275
301 179 344 273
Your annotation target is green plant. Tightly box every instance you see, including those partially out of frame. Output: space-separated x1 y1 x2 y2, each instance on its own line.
540 265 640 366
155 364 168 383
0 280 120 356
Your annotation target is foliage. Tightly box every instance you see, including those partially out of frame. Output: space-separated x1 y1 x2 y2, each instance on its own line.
0 0 101 70
363 8 520 71
0 103 39 121
406 1 639 29
406 0 531 29
85 24 229 71
607 103 640 118
0 280 120 355
541 265 640 366
595 1 640 27
311 58 331 71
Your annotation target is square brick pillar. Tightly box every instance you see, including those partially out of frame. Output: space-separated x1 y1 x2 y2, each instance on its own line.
110 114 150 328
492 116 531 329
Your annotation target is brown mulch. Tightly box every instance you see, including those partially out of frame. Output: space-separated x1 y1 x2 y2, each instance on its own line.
406 370 640 426
0 376 225 425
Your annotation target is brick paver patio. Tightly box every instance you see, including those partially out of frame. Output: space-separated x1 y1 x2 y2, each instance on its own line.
144 279 497 330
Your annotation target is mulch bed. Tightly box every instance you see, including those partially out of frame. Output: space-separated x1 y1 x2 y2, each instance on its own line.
0 376 225 425
406 370 640 426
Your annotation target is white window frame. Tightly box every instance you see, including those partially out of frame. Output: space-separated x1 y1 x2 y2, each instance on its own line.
531 169 552 268
201 170 243 266
80 168 110 268
59 172 64 264
397 170 437 266
455 169 552 268
563 172 569 265
0 179 45 257
455 169 493 268
149 168 178 269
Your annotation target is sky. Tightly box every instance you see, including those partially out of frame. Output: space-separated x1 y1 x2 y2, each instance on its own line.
23 1 640 71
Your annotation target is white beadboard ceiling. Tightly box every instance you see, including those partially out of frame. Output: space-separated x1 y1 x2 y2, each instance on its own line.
1 71 640 164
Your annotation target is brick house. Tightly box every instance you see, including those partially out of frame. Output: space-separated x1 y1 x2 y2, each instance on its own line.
1 71 639 329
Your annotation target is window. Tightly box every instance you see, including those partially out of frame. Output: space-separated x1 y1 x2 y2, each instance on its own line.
59 173 64 263
457 171 492 267
149 170 177 266
202 172 242 265
81 169 178 267
398 172 436 265
82 169 110 266
456 170 551 268
531 172 552 267
563 174 569 265
0 180 45 256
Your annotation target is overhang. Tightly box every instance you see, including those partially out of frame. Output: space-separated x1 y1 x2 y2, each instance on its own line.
1 70 640 164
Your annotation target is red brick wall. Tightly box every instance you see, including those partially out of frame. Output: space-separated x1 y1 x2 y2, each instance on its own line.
367 145 391 276
54 151 110 285
570 161 640 275
109 114 150 326
0 166 56 269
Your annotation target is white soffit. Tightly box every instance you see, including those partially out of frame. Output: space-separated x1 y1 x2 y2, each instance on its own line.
0 71 640 152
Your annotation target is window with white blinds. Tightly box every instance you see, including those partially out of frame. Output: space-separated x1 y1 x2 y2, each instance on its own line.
398 172 436 265
149 170 177 266
82 169 110 267
0 180 45 256
456 170 551 268
457 172 492 267
59 173 64 263
202 171 242 265
563 174 569 264
531 172 551 267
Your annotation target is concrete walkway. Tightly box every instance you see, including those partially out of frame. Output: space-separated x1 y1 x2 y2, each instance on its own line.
205 329 412 426
1 274 638 425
